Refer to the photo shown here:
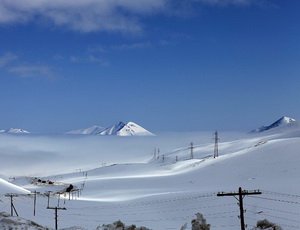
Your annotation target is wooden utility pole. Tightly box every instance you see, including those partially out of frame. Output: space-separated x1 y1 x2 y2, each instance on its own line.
5 194 19 216
47 206 66 230
217 187 262 230
190 142 194 159
214 131 220 158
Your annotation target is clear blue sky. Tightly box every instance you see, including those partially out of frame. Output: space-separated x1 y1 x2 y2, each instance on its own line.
0 0 299 133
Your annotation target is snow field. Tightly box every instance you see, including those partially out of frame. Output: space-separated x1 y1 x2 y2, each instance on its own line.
0 129 299 229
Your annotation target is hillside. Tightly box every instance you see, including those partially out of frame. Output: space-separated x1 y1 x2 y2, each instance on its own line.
0 128 299 229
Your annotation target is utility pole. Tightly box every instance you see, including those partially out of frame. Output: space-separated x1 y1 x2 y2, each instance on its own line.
47 191 52 208
47 206 66 230
217 187 262 230
5 194 19 216
214 131 220 158
33 191 37 216
5 194 18 216
190 142 194 159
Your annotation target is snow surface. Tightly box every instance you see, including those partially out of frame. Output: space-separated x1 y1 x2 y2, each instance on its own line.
0 178 30 194
0 126 299 229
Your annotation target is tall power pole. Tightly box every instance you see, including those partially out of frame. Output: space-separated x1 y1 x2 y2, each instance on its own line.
217 187 262 230
33 191 37 216
190 142 194 159
214 131 220 158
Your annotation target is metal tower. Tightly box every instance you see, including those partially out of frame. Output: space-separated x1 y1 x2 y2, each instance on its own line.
214 131 219 158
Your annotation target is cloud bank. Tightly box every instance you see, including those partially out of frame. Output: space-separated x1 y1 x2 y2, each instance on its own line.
0 0 166 33
0 0 261 33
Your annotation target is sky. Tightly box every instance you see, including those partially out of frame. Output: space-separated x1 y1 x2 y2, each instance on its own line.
0 0 299 133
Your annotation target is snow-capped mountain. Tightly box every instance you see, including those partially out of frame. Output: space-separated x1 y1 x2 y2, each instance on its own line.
251 116 298 133
66 125 105 135
99 121 154 136
66 121 154 136
0 128 30 134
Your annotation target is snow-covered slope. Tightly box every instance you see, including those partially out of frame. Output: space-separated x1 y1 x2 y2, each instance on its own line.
99 121 154 136
251 116 297 133
66 125 105 135
0 178 30 194
0 128 30 134
1 129 299 229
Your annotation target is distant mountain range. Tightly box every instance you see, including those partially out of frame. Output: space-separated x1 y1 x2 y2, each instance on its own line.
0 128 30 134
1 117 298 136
67 121 155 136
251 116 298 133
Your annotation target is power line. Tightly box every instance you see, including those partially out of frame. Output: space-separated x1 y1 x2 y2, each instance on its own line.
261 190 300 199
248 196 300 205
247 211 300 224
246 204 300 216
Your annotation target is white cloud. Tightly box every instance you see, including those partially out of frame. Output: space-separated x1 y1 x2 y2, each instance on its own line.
70 54 109 66
0 0 167 33
0 0 266 33
112 42 153 50
194 0 258 6
8 65 53 78
0 52 18 67
88 55 109 66
0 52 53 78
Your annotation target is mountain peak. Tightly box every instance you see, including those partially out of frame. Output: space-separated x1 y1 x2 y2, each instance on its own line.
252 116 297 133
66 121 154 136
279 116 296 124
99 121 154 136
